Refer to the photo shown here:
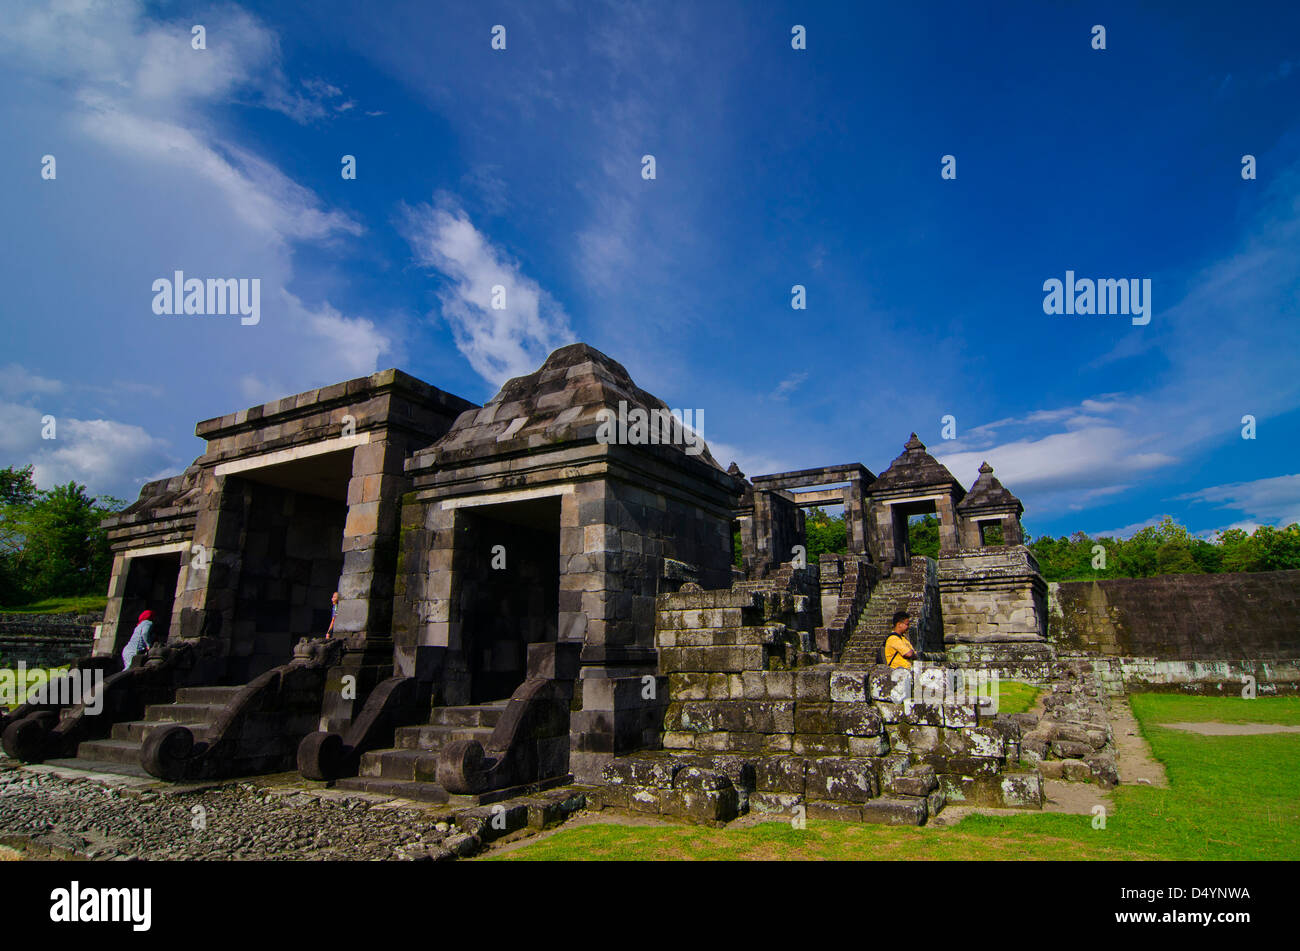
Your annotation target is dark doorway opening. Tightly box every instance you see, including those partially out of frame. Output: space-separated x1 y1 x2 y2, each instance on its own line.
115 552 182 658
230 451 351 682
891 500 939 566
456 497 561 704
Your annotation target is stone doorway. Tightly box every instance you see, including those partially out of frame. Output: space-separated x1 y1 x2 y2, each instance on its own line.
114 551 182 658
229 450 351 682
890 500 938 566
455 497 561 704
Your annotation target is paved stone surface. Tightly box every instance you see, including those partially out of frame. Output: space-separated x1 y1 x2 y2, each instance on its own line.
0 761 463 860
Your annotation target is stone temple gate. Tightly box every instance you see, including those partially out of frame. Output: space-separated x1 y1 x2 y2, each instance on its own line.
1 343 1055 824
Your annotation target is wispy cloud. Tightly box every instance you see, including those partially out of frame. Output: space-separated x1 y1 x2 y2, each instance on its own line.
772 372 808 401
1177 474 1300 530
402 203 574 387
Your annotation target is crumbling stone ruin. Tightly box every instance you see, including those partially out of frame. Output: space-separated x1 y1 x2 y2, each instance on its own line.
0 343 1141 831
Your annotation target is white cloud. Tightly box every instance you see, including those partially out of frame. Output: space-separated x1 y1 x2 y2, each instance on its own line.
0 400 172 499
1177 474 1300 528
403 204 574 386
2 0 359 250
0 364 64 399
772 372 808 400
77 99 360 244
937 425 1176 497
282 290 391 379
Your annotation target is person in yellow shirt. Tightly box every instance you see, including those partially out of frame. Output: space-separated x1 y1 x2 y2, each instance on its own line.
883 611 918 669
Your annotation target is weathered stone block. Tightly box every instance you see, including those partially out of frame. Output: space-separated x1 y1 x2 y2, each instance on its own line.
860 797 927 826
1061 759 1093 782
792 733 849 755
830 670 868 702
886 765 937 797
848 735 889 757
941 703 980 729
794 668 832 700
868 666 911 703
997 772 1043 807
1052 739 1092 759
805 801 864 822
806 757 879 802
829 702 884 736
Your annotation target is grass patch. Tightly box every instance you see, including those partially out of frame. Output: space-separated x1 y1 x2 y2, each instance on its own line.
1129 692 1300 725
993 680 1040 715
494 694 1300 861
0 595 106 615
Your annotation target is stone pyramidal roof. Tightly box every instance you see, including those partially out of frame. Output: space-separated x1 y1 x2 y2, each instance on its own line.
870 432 965 495
428 342 723 469
957 461 1023 514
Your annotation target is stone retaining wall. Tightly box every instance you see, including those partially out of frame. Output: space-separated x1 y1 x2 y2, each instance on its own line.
1048 571 1300 691
0 614 98 668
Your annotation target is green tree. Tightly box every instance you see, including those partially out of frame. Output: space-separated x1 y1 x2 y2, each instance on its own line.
1 477 124 604
0 465 37 505
805 507 847 564
908 514 940 559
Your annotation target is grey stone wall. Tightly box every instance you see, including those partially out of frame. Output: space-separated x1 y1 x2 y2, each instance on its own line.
0 614 98 668
1049 571 1300 691
1049 570 1300 659
938 546 1047 642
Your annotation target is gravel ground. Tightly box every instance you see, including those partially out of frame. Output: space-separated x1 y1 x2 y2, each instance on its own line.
0 761 467 861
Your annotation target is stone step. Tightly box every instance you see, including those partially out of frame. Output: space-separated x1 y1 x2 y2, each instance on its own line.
427 702 508 728
358 748 441 782
334 776 450 803
41 757 153 780
144 702 225 723
174 685 244 705
111 719 208 743
73 738 146 767
658 590 764 611
394 724 495 751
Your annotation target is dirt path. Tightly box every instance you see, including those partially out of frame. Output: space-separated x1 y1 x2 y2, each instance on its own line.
1110 696 1168 788
1159 722 1300 735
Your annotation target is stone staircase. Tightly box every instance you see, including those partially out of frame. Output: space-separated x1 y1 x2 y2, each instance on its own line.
46 685 244 777
839 575 915 666
334 700 510 803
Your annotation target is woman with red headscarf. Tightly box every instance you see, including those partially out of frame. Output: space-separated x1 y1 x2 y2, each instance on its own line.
121 609 156 670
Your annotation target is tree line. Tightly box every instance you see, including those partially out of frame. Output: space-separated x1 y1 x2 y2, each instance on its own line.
0 465 124 607
794 509 1300 583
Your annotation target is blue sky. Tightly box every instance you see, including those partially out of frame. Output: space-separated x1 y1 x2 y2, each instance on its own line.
2 0 1298 540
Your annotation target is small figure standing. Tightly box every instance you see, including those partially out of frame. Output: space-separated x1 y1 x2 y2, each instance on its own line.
121 610 155 670
883 610 918 670
326 591 340 638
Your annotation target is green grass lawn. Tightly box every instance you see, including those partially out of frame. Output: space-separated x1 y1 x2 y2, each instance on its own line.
0 595 106 615
993 680 1040 715
493 693 1300 860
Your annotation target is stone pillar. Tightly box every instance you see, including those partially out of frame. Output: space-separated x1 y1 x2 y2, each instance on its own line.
875 504 899 567
94 553 130 656
845 479 869 556
336 439 406 638
936 495 960 552
1001 514 1024 546
959 516 982 549
565 479 670 784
